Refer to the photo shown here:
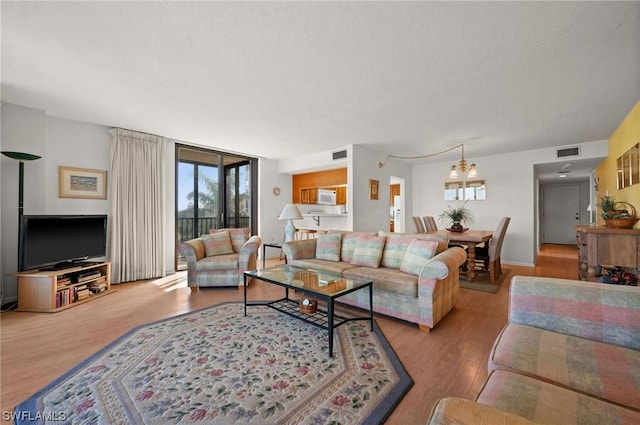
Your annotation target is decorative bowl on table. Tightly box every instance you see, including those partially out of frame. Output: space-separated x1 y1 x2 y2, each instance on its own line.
299 296 317 314
603 201 638 229
446 227 469 233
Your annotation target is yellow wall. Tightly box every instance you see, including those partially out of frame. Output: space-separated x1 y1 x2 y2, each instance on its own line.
595 100 640 226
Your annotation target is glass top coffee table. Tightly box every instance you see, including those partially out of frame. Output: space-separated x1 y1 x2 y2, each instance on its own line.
244 265 373 357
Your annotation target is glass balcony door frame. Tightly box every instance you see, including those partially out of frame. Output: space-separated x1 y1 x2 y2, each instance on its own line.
175 144 258 270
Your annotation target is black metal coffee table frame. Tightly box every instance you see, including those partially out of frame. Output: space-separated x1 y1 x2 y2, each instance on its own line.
244 266 373 357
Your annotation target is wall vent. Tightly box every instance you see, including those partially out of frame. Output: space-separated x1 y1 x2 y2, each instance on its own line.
556 147 580 158
332 150 347 160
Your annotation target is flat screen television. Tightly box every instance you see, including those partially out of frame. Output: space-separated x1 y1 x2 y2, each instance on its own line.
19 215 108 271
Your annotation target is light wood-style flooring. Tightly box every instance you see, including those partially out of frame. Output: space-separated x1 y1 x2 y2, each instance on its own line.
1 244 578 423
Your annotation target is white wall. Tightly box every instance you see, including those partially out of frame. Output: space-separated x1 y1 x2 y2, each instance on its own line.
277 144 414 234
1 104 48 304
350 145 413 232
259 158 293 251
1 104 180 302
413 140 608 266
45 117 111 214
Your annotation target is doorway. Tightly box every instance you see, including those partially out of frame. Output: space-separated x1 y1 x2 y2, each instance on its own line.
175 144 258 270
540 183 587 244
390 176 405 233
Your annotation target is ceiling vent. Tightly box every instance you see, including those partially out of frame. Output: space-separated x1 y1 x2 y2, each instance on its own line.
332 150 347 160
556 147 580 158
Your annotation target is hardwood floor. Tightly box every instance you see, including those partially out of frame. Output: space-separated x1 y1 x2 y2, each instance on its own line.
0 244 578 423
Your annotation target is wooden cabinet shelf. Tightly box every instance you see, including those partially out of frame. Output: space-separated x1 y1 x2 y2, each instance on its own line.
17 262 112 312
576 226 640 282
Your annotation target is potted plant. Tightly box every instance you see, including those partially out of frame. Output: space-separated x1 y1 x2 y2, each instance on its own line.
438 201 473 232
598 195 638 228
598 195 617 219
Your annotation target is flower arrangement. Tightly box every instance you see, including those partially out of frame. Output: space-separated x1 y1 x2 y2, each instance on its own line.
598 195 617 219
438 201 473 231
598 195 638 228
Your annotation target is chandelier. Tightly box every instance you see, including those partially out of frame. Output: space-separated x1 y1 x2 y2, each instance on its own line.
378 143 478 179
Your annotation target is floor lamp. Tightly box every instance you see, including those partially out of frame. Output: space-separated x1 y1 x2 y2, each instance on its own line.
2 151 42 271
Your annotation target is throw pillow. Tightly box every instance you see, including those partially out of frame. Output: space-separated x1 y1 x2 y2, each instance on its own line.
216 228 250 252
202 231 234 257
315 233 342 261
350 235 385 268
400 239 439 276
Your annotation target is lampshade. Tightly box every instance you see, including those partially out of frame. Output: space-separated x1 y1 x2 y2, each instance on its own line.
279 204 303 220
2 151 41 161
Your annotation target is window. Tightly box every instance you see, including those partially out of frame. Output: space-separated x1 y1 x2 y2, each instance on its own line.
444 180 486 201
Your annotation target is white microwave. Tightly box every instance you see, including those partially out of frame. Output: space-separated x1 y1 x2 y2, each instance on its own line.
317 189 337 205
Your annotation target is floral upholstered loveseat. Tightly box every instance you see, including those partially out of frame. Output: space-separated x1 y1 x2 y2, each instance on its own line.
178 228 261 289
282 231 467 331
428 276 640 425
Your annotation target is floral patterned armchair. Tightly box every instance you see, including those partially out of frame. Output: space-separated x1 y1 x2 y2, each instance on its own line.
178 228 261 289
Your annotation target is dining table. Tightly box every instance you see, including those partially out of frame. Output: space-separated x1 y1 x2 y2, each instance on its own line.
427 229 494 282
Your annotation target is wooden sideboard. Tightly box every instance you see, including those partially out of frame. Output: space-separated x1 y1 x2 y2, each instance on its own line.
576 226 640 281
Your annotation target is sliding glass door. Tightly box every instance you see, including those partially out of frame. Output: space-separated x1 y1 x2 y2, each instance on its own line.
176 145 257 270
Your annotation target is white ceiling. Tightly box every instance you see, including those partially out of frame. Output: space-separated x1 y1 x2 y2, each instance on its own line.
2 1 639 174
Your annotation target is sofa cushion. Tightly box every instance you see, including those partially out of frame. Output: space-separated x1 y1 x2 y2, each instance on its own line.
489 323 640 411
350 235 385 268
196 253 239 271
315 233 342 261
509 276 640 351
214 228 250 252
428 397 540 425
336 231 377 263
344 267 418 298
379 231 450 254
290 259 359 275
477 370 640 425
379 235 412 269
400 239 439 275
202 231 234 257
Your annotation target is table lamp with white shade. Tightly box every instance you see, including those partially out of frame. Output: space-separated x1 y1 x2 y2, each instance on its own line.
279 203 303 242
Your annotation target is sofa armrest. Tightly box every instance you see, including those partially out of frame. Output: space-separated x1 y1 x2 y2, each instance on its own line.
509 275 640 350
428 398 539 425
239 235 262 269
421 246 467 280
282 239 318 262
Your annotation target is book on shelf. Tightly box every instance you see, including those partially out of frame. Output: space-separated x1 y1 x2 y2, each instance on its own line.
88 281 107 293
57 276 71 286
76 271 103 283
56 288 74 308
76 288 92 301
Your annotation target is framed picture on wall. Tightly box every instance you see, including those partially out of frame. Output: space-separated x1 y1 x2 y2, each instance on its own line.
58 166 107 199
369 179 379 200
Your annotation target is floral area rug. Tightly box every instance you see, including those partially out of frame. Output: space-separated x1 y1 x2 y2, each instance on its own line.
15 302 412 424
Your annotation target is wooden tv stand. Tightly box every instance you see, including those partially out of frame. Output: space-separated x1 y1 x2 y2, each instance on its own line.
16 261 112 312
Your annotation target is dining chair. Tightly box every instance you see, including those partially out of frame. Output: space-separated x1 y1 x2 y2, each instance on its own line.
412 216 427 233
423 216 438 231
475 217 511 284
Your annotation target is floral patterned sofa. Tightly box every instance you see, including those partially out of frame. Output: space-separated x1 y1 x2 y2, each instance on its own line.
179 228 261 289
428 276 640 425
282 231 467 331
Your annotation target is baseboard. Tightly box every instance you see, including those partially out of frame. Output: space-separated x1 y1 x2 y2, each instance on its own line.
1 300 18 311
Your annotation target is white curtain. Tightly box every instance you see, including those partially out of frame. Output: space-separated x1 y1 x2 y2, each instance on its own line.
109 128 167 283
